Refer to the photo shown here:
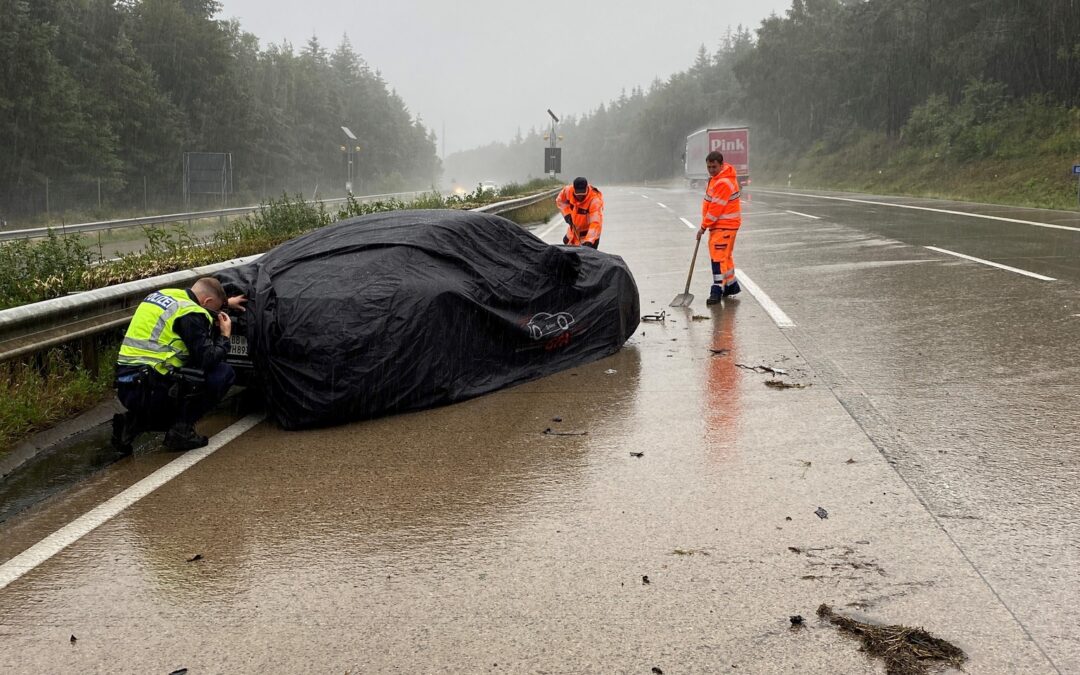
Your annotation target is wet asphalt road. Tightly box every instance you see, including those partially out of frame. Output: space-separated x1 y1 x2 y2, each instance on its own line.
0 187 1077 673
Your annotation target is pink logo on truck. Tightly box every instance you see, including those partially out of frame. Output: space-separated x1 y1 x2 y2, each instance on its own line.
707 129 749 174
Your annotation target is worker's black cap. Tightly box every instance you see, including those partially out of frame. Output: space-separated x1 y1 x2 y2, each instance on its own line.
572 177 588 193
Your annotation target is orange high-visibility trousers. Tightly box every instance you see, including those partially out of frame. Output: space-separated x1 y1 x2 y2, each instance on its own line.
708 227 738 293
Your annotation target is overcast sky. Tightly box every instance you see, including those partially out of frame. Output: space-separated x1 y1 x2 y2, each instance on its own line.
216 0 792 156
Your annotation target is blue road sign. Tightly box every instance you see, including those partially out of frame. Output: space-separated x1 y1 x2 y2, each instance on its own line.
1074 164 1080 174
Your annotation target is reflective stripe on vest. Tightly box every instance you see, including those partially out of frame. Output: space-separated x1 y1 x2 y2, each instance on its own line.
117 289 213 375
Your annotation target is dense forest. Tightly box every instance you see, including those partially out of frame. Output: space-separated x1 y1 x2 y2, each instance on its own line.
0 0 440 220
446 0 1079 201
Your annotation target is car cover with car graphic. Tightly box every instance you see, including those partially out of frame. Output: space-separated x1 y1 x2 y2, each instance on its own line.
217 209 639 429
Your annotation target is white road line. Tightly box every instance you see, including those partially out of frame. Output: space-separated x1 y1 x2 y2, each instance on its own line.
538 220 563 240
924 246 1056 281
735 270 796 328
679 217 697 230
0 413 265 592
756 189 1080 233
786 210 821 220
656 202 669 209
640 195 652 200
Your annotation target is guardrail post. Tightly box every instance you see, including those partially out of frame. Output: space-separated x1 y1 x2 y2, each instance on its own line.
81 335 99 379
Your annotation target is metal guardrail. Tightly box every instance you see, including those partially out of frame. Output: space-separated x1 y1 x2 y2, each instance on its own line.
0 189 559 366
0 190 430 242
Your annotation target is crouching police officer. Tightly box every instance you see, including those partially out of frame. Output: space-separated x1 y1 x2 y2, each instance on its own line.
111 277 246 452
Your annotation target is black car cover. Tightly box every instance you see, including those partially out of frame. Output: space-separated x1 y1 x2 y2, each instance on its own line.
217 209 639 429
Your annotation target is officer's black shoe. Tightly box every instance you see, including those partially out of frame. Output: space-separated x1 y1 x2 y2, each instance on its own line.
110 413 139 453
163 424 209 452
723 279 742 297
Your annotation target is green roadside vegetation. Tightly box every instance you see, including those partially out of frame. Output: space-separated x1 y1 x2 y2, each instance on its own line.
0 180 559 461
756 88 1080 210
445 2 1078 214
0 346 118 457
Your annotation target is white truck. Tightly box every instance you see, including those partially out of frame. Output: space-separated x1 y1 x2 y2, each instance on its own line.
684 127 750 191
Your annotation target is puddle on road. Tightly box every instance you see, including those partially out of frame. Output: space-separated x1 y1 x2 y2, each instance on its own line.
0 398 252 525
0 422 132 524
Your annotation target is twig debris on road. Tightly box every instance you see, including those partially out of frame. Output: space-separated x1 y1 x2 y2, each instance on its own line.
817 604 967 675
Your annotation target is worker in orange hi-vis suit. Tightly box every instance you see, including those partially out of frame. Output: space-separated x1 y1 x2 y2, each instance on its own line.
556 176 604 248
696 151 742 305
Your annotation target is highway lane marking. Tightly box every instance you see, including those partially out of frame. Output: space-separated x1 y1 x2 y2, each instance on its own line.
756 189 1080 233
924 246 1056 281
673 213 794 327
785 210 821 220
657 202 669 209
735 270 797 328
640 194 652 200
0 413 265 593
537 220 563 240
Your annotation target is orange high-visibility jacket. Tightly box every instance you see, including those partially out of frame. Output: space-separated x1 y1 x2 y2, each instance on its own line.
556 185 604 246
701 163 742 230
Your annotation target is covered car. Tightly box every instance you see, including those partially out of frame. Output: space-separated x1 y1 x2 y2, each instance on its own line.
218 209 639 430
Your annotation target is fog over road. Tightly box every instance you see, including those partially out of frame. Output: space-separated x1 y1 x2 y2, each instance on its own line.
0 187 1076 673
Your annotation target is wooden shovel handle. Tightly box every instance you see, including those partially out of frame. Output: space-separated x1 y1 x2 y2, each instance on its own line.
683 236 702 294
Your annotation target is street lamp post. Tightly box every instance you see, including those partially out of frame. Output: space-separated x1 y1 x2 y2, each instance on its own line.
544 109 562 178
341 126 359 194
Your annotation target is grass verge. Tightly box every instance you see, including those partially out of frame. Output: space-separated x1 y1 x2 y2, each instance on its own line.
0 344 117 458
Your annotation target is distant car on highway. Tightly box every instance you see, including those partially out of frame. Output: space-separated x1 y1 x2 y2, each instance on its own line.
479 180 498 193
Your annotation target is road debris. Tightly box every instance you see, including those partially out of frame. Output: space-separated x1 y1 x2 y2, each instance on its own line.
691 315 710 321
642 311 667 322
709 348 731 356
790 615 804 627
652 668 664 675
186 554 203 563
766 379 810 389
817 604 967 675
672 548 709 556
552 416 563 422
605 369 618 374
800 460 812 478
846 458 857 464
69 635 76 644
642 575 651 585
169 669 190 675
630 451 644 458
543 428 587 436
736 363 789 376
788 547 803 554
815 507 829 519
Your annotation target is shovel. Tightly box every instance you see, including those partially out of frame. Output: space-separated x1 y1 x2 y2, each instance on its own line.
669 236 702 308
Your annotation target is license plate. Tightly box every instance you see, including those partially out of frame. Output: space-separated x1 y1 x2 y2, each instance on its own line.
229 334 249 357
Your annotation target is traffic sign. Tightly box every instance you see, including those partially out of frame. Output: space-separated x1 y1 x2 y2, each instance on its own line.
1073 164 1080 175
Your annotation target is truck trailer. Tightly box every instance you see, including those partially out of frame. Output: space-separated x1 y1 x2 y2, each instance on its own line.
685 127 750 191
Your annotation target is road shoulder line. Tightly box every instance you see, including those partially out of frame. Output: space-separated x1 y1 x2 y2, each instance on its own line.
0 413 264 592
757 189 1080 233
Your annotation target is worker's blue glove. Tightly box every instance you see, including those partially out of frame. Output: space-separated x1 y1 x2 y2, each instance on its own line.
562 235 569 245
563 213 572 225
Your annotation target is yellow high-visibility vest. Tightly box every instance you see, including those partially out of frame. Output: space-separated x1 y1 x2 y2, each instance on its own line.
117 289 212 375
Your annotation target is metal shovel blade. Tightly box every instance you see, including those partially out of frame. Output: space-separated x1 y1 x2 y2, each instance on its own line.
669 292 694 308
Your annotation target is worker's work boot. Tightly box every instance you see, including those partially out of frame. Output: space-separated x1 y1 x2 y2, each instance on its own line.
723 279 742 297
706 285 724 306
163 423 209 451
110 412 140 453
